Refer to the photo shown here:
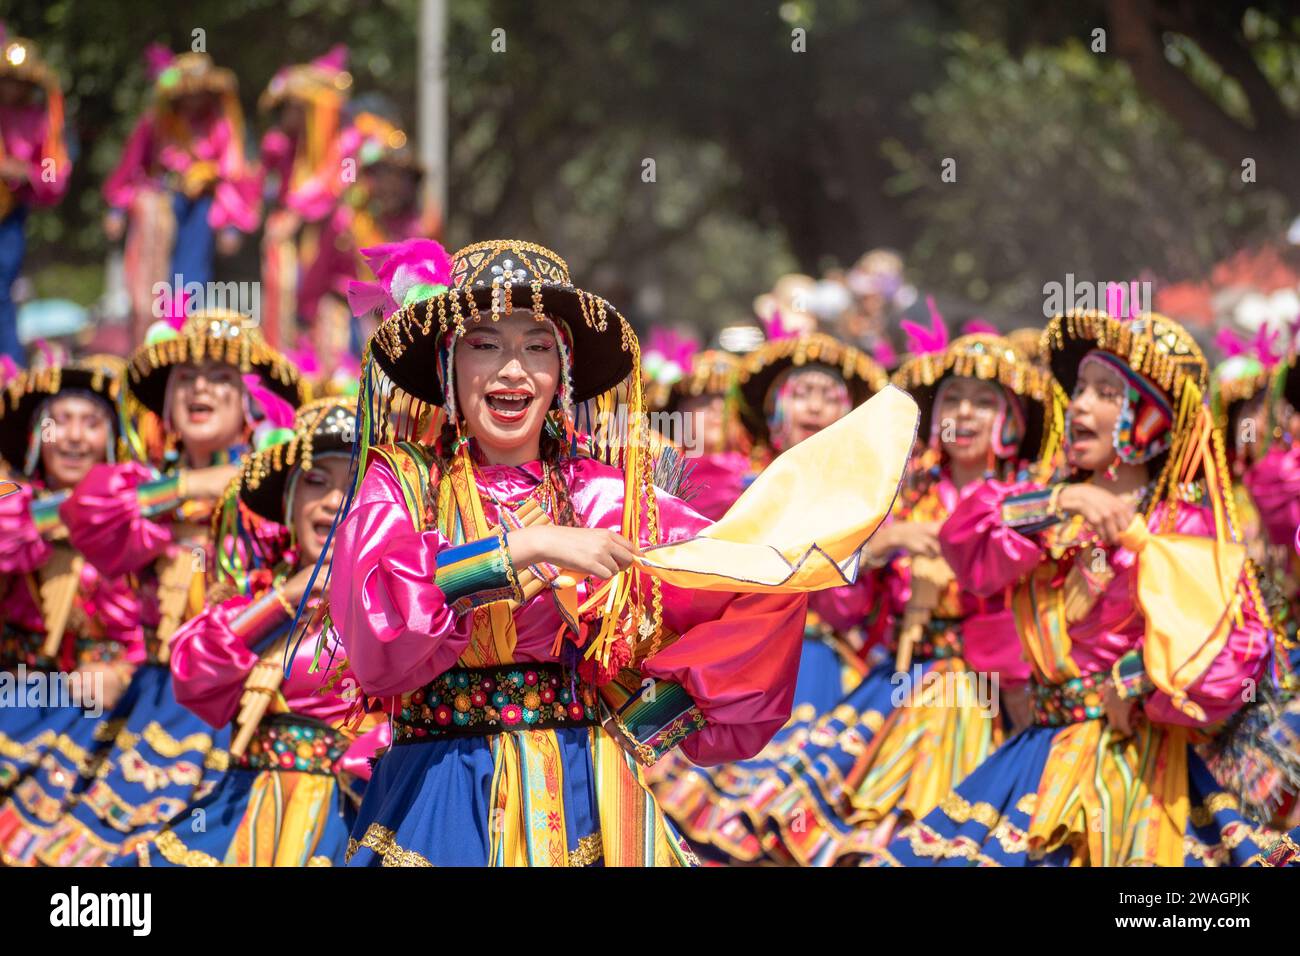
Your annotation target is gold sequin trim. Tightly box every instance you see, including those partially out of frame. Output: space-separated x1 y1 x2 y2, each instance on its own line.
568 832 603 867
141 721 214 758
345 823 434 867
154 830 221 867
939 793 1001 829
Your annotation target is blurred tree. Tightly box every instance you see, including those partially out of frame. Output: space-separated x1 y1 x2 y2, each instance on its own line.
887 35 1290 322
7 0 1300 337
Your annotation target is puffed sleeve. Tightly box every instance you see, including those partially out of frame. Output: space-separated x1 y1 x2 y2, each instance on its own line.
338 719 391 783
60 462 173 579
103 114 154 210
0 483 52 574
208 117 261 233
808 577 873 634
939 478 1047 598
637 491 808 765
86 568 147 665
1242 445 1300 549
330 457 474 698
169 592 289 728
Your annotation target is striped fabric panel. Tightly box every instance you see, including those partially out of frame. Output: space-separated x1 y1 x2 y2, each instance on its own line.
1000 487 1057 533
606 678 706 764
228 591 292 650
136 472 184 518
435 534 518 615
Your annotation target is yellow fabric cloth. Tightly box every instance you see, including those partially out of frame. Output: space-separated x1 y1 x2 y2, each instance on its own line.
636 385 918 592
1116 518 1245 723
1028 719 1188 867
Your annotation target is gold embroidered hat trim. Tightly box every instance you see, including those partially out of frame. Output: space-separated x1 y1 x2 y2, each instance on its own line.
737 332 889 445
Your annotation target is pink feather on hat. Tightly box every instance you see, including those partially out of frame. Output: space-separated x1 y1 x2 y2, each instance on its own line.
349 239 453 320
285 344 320 377
313 45 348 73
0 354 18 386
762 310 797 341
962 318 999 336
899 295 950 356
243 374 296 429
144 43 175 82
1216 325 1280 368
870 338 898 368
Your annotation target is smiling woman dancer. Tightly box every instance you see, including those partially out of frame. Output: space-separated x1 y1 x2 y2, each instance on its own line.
124 398 387 866
872 311 1300 867
33 312 306 865
723 329 1051 866
648 329 890 861
0 357 142 863
321 238 914 866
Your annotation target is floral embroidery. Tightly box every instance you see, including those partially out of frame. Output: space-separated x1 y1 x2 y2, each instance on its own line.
1031 671 1106 726
235 717 347 775
396 663 598 742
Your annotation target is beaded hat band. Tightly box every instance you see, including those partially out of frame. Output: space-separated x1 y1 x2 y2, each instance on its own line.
0 356 125 475
737 332 889 447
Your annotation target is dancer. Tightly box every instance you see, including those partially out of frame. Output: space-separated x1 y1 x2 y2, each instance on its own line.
126 398 386 866
104 48 258 343
643 330 747 521
751 330 1050 865
650 328 890 859
874 311 1297 866
34 311 306 865
328 238 911 866
258 46 354 353
0 357 140 863
0 28 69 362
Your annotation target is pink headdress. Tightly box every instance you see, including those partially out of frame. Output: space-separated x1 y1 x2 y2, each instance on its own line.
312 45 348 73
144 43 175 82
0 354 19 387
900 295 950 356
1215 325 1281 369
243 374 298 450
643 329 699 386
761 310 799 341
961 318 999 336
347 239 453 320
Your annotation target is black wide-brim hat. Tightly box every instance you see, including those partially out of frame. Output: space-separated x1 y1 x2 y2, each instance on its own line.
892 333 1048 463
237 398 356 523
0 357 124 474
368 240 636 407
1043 311 1208 405
736 332 889 445
127 311 308 422
1284 360 1300 414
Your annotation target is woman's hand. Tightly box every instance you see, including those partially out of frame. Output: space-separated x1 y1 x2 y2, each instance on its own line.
865 520 942 562
507 525 639 580
103 210 126 242
1101 680 1141 738
216 228 243 257
280 564 330 608
78 661 132 713
182 463 241 501
1057 484 1135 545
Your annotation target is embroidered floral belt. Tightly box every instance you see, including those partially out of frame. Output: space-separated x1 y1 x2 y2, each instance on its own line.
885 617 965 662
1030 671 1107 727
395 663 600 744
0 626 128 672
234 714 348 775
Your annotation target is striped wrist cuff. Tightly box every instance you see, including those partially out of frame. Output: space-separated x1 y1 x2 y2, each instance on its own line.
436 528 524 615
229 591 292 646
601 677 707 766
1111 649 1154 700
30 489 70 537
137 472 184 518
1001 488 1058 533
